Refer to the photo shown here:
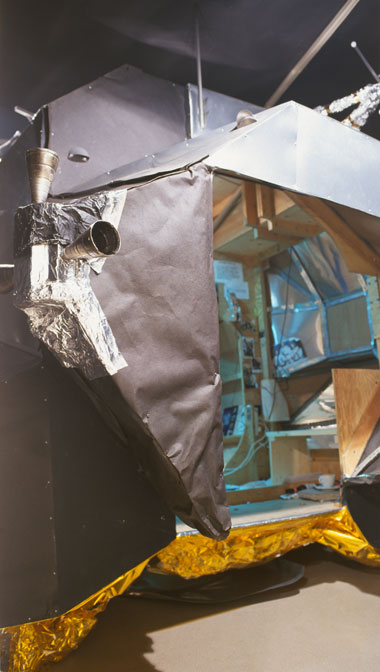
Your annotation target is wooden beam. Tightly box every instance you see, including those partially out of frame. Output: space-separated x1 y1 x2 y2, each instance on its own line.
213 199 248 249
252 225 301 246
213 186 241 219
285 191 380 275
246 241 293 266
259 216 322 239
273 189 296 215
251 266 272 379
256 184 275 219
242 181 258 227
227 485 286 505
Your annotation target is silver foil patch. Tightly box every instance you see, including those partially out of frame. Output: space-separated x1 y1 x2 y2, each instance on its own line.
13 190 127 380
316 82 380 129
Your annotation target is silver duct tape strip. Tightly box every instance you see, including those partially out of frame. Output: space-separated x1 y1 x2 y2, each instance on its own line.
13 188 128 380
316 82 380 129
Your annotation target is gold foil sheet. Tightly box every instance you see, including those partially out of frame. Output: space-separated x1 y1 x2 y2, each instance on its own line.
1 557 150 672
156 507 380 579
3 507 380 671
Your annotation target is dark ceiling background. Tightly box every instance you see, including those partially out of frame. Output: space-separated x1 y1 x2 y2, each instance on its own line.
1 0 380 140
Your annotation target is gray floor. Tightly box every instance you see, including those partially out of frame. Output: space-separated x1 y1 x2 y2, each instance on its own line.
55 545 380 672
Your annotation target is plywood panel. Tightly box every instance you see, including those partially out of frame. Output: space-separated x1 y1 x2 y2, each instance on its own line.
310 448 341 479
269 436 310 485
333 369 380 476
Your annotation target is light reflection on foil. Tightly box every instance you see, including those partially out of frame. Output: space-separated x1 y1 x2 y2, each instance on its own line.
14 244 127 380
13 190 128 380
156 506 380 579
316 82 380 129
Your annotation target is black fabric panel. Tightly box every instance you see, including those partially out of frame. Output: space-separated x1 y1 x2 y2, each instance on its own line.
48 65 187 194
45 351 175 615
90 164 230 539
343 481 380 548
0 364 58 627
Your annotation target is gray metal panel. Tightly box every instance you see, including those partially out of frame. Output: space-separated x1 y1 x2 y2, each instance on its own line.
292 383 336 426
267 271 314 308
294 232 363 299
205 102 380 218
0 364 58 626
326 295 372 355
59 123 235 195
46 352 175 615
271 305 326 375
0 349 176 627
48 65 188 194
186 83 263 138
56 99 380 231
67 99 380 223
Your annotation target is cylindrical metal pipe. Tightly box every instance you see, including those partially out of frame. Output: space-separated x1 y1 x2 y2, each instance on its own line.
195 3 205 129
26 148 59 203
0 265 14 294
62 221 121 261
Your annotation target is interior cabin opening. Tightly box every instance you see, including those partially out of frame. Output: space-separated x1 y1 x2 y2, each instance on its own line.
202 172 380 529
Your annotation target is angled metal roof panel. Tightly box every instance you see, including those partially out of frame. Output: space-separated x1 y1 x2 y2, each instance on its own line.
205 102 380 218
58 101 380 225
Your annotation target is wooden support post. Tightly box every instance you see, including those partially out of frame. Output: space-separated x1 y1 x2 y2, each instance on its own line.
256 184 275 219
242 181 258 227
249 265 272 380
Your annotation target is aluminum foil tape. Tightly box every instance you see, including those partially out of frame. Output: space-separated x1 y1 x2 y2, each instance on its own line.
13 191 127 379
316 82 380 129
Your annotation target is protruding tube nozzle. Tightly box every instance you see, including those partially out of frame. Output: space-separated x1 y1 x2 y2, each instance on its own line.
236 110 256 128
0 265 14 294
26 148 59 203
62 221 121 261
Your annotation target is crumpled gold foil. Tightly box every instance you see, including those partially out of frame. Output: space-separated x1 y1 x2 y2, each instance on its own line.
156 507 380 579
3 507 380 671
1 557 150 672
